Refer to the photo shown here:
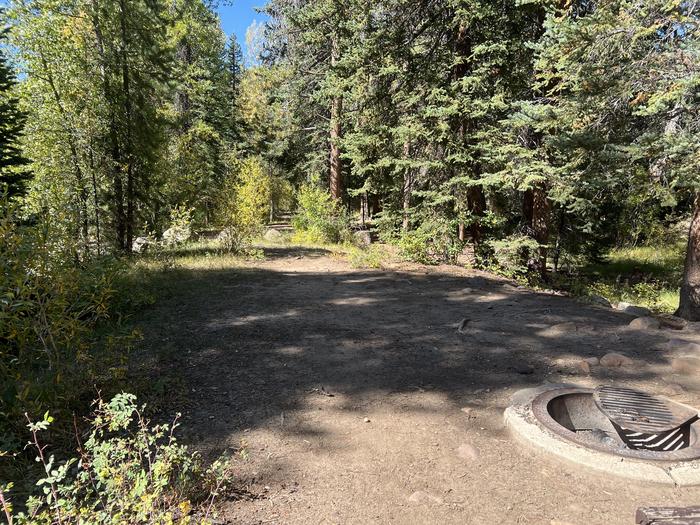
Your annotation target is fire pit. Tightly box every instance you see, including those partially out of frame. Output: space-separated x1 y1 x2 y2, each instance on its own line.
504 384 700 485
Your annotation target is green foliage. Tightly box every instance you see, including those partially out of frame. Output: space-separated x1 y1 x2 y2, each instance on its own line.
0 204 138 447
218 157 271 252
1 394 235 524
396 217 462 265
291 179 349 244
346 245 386 269
162 206 194 247
0 24 28 198
487 235 542 279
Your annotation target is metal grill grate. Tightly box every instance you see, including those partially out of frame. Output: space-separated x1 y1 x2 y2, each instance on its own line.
594 386 699 451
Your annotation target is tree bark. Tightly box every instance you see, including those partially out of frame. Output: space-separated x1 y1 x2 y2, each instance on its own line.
329 36 343 201
523 186 550 277
402 140 412 231
676 193 700 320
119 0 135 252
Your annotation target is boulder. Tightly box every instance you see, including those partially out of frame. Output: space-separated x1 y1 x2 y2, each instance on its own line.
263 228 283 242
671 356 700 375
576 360 591 375
353 230 372 247
162 226 191 246
616 302 652 317
629 316 661 330
132 236 150 254
584 357 600 366
600 352 634 368
588 294 612 308
664 338 700 356
657 314 688 330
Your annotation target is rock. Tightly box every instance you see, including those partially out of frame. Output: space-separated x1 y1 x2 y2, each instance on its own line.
162 226 191 246
407 491 443 505
588 294 612 308
541 322 577 337
584 357 600 366
514 364 535 375
456 443 479 460
457 318 470 334
263 228 283 242
363 417 371 423
664 339 700 355
663 382 685 396
671 356 700 375
600 352 634 368
629 316 661 330
657 314 688 330
575 360 591 375
353 230 372 247
132 236 150 254
616 302 652 317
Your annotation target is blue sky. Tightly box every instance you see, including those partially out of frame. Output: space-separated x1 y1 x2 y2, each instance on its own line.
217 0 269 53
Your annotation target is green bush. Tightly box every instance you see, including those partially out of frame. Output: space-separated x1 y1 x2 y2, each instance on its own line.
0 204 133 450
487 234 542 278
291 178 349 244
217 157 271 253
0 393 234 524
396 217 462 265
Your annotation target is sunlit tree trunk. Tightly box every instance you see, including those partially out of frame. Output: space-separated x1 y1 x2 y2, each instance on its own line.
329 36 343 201
676 193 700 320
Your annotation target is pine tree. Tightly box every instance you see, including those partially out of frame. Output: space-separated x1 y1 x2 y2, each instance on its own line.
0 24 28 198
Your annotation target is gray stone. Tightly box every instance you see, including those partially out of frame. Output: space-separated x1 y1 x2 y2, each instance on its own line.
664 338 700 356
353 230 372 247
132 236 150 254
616 302 652 317
263 228 283 242
588 294 612 308
584 357 600 366
162 226 191 246
629 316 661 330
600 352 633 368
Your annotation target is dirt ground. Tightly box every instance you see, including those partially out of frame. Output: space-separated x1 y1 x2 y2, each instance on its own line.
137 246 700 525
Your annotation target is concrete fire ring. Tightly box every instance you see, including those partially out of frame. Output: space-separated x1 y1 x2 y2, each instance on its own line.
504 384 700 486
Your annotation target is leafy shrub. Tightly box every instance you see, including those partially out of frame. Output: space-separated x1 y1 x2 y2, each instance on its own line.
291 178 349 244
162 206 194 247
396 217 462 265
346 245 386 269
0 204 131 449
487 234 542 278
0 393 235 524
218 157 271 252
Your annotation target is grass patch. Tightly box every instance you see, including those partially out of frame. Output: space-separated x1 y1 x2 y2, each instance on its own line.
555 241 685 314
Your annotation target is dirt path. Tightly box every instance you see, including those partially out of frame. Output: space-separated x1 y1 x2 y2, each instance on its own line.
138 247 700 524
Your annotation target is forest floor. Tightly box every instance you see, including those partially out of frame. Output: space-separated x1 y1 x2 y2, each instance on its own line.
134 243 700 525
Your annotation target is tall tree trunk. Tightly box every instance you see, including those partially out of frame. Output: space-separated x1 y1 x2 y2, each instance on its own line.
92 0 126 252
523 186 550 277
119 0 134 252
329 36 343 201
532 186 550 275
402 140 412 231
676 193 700 320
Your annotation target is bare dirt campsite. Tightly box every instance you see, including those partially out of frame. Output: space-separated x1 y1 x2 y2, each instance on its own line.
135 246 700 525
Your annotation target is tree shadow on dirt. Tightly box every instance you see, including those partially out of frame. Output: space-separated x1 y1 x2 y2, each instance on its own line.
133 263 684 459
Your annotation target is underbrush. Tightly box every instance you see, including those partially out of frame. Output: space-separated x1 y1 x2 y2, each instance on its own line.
1 393 236 525
551 242 685 313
